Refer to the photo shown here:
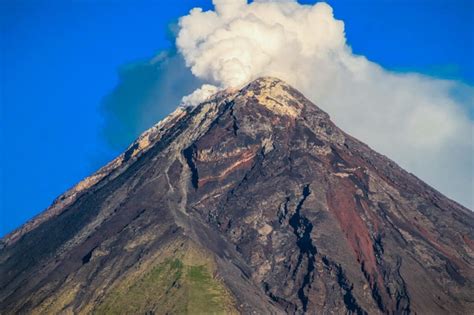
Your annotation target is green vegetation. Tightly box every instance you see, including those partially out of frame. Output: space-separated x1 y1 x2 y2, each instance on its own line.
95 257 234 314
187 265 227 313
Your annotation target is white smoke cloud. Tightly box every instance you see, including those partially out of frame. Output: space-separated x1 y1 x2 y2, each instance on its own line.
181 84 219 106
176 0 473 208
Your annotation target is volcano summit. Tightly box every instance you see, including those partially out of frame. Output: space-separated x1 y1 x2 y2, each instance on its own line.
1 78 473 314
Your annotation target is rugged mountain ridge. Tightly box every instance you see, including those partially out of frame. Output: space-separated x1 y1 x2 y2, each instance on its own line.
1 77 473 314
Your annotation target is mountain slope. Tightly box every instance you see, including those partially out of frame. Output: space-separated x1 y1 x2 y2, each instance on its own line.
1 77 473 314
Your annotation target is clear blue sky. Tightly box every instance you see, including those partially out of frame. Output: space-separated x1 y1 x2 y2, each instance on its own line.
1 0 473 236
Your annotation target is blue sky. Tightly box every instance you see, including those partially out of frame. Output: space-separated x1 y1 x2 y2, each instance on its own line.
1 0 473 236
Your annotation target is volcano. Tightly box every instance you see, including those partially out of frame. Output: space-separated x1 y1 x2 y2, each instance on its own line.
1 77 473 314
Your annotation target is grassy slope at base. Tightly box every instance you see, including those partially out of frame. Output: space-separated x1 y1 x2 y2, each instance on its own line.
94 243 236 314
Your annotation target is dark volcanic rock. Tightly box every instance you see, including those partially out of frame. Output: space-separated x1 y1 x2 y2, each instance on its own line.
1 77 473 314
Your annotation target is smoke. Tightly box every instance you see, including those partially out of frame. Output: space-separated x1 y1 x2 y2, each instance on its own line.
176 0 473 208
181 84 220 106
101 51 202 150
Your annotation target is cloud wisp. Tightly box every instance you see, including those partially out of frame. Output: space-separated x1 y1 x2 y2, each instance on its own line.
101 51 202 150
176 0 473 208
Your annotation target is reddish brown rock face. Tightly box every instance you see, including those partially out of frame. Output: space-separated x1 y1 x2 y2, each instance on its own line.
1 77 473 314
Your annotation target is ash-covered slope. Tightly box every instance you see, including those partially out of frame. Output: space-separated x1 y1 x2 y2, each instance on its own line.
1 77 473 314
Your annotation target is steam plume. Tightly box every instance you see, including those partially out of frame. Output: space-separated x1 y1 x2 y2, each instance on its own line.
176 0 473 208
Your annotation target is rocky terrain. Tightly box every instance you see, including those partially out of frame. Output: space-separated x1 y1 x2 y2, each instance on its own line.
1 77 473 314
